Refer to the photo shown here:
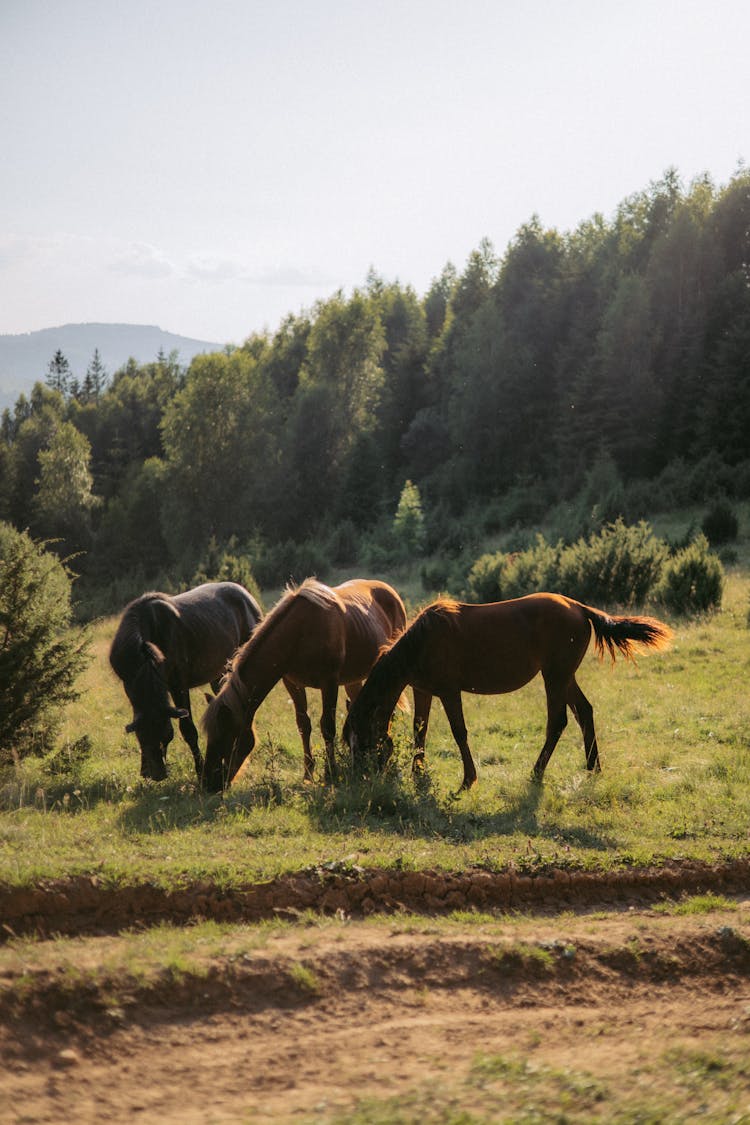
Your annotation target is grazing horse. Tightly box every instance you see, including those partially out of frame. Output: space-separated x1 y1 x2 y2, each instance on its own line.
202 578 426 792
110 582 262 782
343 592 673 791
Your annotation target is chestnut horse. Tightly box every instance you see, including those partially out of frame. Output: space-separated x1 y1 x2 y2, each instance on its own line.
110 582 262 782
343 592 672 791
202 578 428 792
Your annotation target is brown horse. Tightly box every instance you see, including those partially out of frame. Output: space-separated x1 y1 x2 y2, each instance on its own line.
343 592 673 790
202 578 428 792
110 582 262 782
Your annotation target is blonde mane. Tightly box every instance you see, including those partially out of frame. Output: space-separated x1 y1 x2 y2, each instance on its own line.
294 577 345 611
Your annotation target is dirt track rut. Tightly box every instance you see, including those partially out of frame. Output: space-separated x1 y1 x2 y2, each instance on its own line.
2 861 750 1123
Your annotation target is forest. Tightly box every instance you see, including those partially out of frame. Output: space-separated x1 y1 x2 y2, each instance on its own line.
1 166 748 616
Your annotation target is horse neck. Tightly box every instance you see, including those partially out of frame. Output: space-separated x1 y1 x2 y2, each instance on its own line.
110 608 147 683
111 602 171 712
224 596 300 712
359 635 412 719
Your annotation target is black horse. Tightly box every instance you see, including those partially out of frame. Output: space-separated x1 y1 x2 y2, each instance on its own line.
110 582 261 782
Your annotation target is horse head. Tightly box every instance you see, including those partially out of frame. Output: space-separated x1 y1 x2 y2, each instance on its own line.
343 701 393 776
202 698 256 793
123 641 188 781
125 702 188 781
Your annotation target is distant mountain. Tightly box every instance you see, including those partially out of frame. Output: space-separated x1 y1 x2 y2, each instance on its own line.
0 323 224 411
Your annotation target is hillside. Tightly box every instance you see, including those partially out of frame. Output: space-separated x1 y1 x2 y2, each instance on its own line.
0 322 223 409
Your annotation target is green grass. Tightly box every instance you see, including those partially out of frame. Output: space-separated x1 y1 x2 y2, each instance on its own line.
1 568 749 890
653 892 739 916
311 1041 750 1124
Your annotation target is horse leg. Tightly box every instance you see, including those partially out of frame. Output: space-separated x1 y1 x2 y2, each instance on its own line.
567 678 601 772
320 681 339 784
172 689 204 780
531 677 568 781
440 691 477 791
412 690 433 774
283 678 314 782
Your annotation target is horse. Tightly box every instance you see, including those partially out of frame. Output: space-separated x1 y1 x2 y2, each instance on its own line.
201 577 429 793
343 592 673 791
110 581 262 782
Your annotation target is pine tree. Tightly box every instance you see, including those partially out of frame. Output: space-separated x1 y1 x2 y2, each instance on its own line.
81 348 107 402
0 523 89 763
45 349 72 397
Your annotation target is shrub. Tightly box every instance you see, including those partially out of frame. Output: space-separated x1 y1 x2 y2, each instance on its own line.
0 523 89 764
464 520 671 608
420 556 453 594
557 519 669 607
464 551 506 602
701 499 739 546
657 534 724 615
501 536 565 600
191 535 262 603
393 479 426 557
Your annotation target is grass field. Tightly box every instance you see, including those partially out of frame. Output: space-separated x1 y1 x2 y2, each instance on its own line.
2 523 750 1125
2 561 748 891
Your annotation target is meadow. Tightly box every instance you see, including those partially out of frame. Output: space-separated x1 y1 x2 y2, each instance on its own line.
1 552 748 893
2 516 750 1125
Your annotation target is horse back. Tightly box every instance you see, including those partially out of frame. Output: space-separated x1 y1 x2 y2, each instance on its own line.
418 594 592 695
336 580 406 681
170 583 261 685
112 583 260 691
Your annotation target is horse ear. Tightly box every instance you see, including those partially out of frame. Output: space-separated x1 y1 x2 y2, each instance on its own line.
204 692 214 705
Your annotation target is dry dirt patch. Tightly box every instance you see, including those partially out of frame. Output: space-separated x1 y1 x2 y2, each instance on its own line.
1 864 750 1124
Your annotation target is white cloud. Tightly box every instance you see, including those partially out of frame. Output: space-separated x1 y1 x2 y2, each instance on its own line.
251 264 334 289
184 255 334 290
107 242 176 280
184 256 246 283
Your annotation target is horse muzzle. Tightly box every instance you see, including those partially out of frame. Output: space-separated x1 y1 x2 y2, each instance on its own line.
140 757 168 782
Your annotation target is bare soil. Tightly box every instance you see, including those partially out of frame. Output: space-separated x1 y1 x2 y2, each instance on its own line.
2 861 750 1124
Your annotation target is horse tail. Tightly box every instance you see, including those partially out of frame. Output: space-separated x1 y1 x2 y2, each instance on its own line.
580 604 673 664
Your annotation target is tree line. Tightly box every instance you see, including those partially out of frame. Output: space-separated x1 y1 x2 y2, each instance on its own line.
1 166 748 614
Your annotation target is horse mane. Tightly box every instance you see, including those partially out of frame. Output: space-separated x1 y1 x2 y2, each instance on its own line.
109 592 171 680
354 598 454 718
202 578 342 739
425 596 460 617
238 578 341 649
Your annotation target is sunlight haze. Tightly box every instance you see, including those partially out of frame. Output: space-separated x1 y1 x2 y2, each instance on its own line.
2 0 747 345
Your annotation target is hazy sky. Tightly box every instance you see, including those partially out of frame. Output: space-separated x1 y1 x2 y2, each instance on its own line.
2 0 747 345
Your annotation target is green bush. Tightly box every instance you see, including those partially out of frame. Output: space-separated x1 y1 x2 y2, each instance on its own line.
464 551 506 601
393 479 426 557
501 536 565 600
701 498 739 546
191 535 262 603
657 534 724 615
556 519 669 607
464 520 669 608
0 523 89 764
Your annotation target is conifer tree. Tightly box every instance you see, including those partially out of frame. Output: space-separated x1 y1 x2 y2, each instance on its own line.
0 523 89 763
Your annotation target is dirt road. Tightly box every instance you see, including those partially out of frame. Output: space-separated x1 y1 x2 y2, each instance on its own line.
2 865 749 1123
